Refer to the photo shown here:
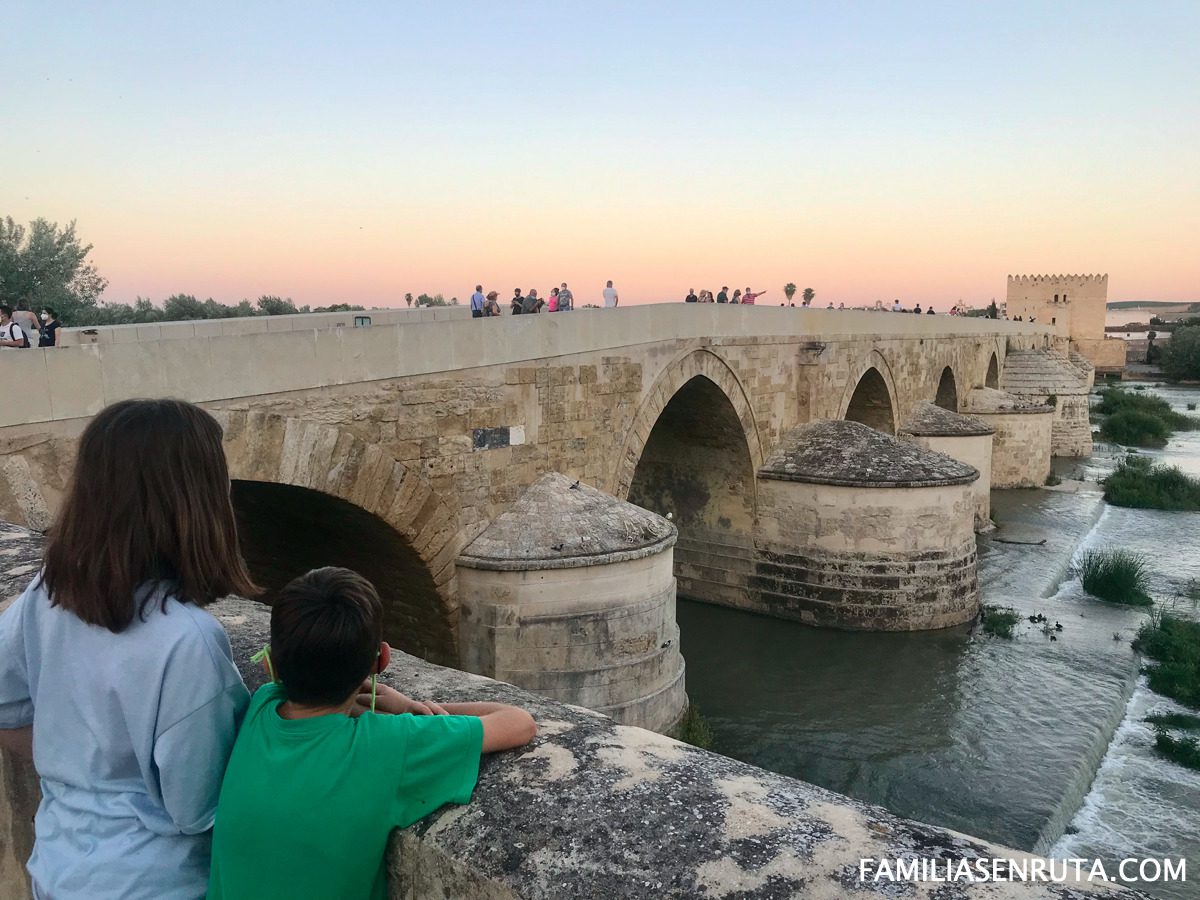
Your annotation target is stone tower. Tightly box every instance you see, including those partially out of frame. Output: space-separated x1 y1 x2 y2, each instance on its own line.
1005 274 1124 374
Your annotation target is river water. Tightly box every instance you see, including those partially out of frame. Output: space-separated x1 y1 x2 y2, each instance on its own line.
677 384 1200 899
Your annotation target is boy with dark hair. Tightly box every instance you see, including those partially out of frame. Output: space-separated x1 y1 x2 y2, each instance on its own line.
207 567 537 899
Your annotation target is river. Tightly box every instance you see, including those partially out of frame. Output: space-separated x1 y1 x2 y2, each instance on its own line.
677 384 1200 899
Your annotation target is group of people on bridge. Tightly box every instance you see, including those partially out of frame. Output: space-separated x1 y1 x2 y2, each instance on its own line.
0 303 61 348
469 281 621 317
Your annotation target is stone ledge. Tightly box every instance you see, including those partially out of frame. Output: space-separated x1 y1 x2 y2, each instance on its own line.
0 525 1144 899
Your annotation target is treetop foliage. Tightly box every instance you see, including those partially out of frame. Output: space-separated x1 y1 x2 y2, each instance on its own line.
0 216 370 326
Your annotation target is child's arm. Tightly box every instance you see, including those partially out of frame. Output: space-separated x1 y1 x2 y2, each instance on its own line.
436 702 537 753
367 684 536 751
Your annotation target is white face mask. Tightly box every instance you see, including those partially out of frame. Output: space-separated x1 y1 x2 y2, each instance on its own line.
39 313 48 321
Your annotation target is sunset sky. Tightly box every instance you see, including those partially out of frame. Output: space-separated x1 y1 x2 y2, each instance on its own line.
4 1 1198 308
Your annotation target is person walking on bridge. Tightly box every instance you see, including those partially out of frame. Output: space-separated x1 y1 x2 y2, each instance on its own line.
603 281 619 307
470 285 486 319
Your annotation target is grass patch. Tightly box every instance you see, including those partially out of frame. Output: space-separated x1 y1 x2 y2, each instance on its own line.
1076 548 1153 606
673 703 714 749
1096 387 1200 430
1145 712 1200 731
1045 473 1062 486
1134 615 1200 707
1152 730 1200 771
1102 458 1200 511
1100 409 1171 447
982 605 1020 639
1189 403 1198 412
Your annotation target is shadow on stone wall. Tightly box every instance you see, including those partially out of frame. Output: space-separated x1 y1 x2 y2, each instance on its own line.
231 480 455 666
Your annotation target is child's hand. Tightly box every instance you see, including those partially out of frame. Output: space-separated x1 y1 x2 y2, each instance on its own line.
356 680 448 716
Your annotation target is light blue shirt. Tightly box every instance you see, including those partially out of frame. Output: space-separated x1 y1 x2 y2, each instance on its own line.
0 579 249 899
470 291 486 311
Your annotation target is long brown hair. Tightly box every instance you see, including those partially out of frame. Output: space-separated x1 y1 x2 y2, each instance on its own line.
42 399 260 631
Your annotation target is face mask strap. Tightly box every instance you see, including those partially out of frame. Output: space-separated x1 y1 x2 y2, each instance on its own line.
251 645 276 682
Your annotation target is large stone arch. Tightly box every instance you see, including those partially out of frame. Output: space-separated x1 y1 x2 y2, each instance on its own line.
614 348 763 499
839 352 899 434
615 349 762 609
216 409 461 666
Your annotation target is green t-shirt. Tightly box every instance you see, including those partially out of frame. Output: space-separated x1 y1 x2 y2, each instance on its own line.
208 683 483 900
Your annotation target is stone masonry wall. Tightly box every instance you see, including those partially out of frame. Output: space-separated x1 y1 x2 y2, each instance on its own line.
752 480 980 630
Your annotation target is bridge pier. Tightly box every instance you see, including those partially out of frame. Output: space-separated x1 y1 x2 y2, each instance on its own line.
899 401 996 531
962 388 1054 488
456 473 687 733
750 421 981 631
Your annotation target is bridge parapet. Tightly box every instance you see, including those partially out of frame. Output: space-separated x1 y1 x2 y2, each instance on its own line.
2 305 1047 431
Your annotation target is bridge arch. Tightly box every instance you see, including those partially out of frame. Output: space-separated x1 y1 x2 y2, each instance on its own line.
840 352 899 434
616 350 762 607
935 366 958 411
217 409 460 666
985 352 1000 389
614 349 763 499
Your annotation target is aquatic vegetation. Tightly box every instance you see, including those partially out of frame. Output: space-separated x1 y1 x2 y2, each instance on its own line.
1145 712 1200 731
673 703 714 749
1134 614 1200 707
1100 409 1171 447
1096 386 1200 430
982 606 1020 639
1102 458 1200 511
1152 729 1200 771
1076 548 1153 606
1044 473 1062 487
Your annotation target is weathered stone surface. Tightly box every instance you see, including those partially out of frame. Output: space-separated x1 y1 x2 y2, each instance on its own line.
457 472 676 571
962 387 1051 414
0 525 1145 899
758 420 979 488
900 401 994 437
963 389 1055 488
1000 350 1095 459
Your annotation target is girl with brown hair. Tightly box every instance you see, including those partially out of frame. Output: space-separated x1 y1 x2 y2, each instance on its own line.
0 399 259 900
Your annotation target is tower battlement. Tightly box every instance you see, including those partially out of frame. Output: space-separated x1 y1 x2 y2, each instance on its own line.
1006 274 1108 286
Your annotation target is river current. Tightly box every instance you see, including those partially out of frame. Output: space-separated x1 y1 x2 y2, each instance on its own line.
677 384 1200 900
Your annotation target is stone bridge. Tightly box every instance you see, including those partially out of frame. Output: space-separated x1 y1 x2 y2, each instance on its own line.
0 305 1090 731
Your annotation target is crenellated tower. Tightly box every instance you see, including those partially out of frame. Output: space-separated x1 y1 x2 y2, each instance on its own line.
1005 274 1123 373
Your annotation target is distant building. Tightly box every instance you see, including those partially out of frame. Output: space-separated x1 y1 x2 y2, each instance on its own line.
1005 274 1125 374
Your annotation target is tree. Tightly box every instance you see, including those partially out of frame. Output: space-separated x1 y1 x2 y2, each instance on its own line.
802 287 815 307
0 217 108 322
987 299 999 319
784 283 797 305
1161 325 1200 380
404 293 413 307
163 294 208 321
415 293 448 307
257 295 298 316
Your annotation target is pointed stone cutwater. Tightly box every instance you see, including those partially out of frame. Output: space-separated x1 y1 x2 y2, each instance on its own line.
753 420 980 631
900 401 995 531
1001 349 1095 458
962 387 1054 487
456 473 686 733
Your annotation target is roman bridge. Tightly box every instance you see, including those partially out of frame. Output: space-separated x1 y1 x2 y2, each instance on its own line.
0 304 1089 731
